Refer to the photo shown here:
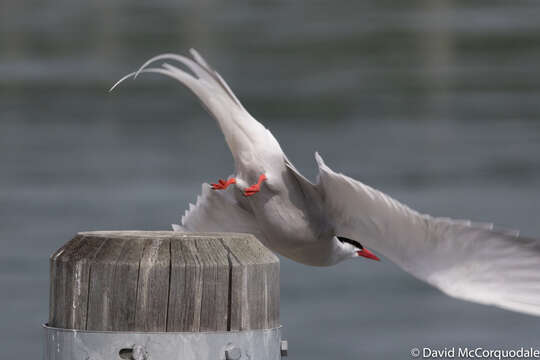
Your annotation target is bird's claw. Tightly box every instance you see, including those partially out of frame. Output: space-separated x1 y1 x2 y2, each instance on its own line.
211 178 236 190
243 174 267 197
243 184 261 197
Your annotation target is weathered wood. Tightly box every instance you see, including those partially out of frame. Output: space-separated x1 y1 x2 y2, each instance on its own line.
49 234 107 329
110 238 145 330
168 238 202 331
49 231 280 332
86 237 126 331
221 235 280 330
135 237 170 331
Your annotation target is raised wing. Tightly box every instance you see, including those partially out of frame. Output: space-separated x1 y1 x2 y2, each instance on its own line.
173 183 266 242
315 153 540 316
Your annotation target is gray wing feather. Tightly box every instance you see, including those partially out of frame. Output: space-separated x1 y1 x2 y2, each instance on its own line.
284 157 323 205
315 152 540 316
173 183 266 241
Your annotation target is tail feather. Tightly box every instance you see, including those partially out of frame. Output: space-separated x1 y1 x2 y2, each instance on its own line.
128 49 244 108
135 53 215 84
110 50 244 116
109 67 201 95
189 49 245 108
110 49 277 168
189 48 211 69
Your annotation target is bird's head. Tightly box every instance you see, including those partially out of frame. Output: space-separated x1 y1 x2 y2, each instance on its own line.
335 236 380 262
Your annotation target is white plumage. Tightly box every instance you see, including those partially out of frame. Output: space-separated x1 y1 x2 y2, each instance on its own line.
112 49 540 316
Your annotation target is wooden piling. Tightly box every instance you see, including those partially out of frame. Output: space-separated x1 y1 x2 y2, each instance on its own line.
48 231 280 333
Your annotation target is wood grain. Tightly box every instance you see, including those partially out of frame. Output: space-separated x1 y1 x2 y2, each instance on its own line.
135 237 170 331
49 231 279 332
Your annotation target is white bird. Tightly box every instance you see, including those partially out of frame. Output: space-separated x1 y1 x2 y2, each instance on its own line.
112 49 540 316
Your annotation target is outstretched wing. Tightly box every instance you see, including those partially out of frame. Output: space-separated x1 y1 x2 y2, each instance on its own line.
174 183 266 242
315 153 540 316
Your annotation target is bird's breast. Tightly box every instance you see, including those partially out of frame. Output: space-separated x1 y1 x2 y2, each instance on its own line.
246 181 335 265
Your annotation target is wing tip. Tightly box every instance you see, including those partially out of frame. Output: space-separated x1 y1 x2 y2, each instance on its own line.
314 151 325 167
172 223 185 231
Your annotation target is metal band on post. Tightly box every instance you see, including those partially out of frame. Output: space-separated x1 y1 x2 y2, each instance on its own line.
43 324 282 360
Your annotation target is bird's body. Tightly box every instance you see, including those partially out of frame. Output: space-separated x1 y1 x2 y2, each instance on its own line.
112 50 540 316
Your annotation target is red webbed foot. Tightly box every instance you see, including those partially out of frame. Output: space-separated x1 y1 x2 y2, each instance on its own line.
243 174 267 197
211 178 236 190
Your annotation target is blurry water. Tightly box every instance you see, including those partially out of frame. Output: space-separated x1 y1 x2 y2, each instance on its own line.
2 1 540 358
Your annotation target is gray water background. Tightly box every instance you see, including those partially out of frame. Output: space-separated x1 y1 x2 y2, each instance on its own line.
2 1 540 358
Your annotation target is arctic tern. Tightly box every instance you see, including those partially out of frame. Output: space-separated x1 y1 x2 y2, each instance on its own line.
112 49 540 316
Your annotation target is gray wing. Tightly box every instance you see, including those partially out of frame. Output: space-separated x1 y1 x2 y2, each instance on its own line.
314 152 540 316
173 183 266 241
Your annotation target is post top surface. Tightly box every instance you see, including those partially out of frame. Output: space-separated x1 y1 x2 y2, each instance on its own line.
77 231 257 240
70 231 279 265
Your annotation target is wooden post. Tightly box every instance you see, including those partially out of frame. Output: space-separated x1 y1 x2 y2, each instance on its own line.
46 231 282 360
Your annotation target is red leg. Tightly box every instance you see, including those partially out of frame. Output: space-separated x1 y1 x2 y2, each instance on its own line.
243 174 267 197
211 177 236 190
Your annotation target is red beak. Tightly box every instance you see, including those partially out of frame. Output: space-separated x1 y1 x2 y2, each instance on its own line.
357 248 380 261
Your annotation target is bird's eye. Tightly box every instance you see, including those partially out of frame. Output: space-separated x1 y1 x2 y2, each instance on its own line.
337 236 363 250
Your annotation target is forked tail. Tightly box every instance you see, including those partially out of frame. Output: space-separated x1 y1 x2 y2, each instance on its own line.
110 49 273 164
